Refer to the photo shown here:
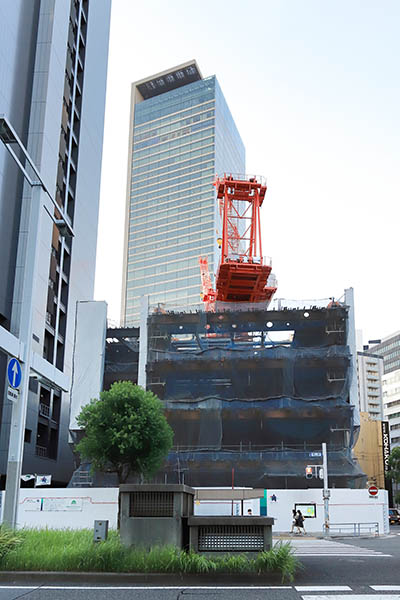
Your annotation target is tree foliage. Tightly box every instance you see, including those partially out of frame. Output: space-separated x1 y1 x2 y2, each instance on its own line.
76 381 173 483
386 446 400 484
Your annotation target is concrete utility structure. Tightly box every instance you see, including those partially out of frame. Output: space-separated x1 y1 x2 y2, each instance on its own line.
121 61 245 326
119 484 194 549
0 0 111 488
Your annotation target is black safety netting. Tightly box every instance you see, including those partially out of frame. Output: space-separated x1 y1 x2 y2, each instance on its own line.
144 303 365 488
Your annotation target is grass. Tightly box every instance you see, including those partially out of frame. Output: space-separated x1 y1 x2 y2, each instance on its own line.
0 527 301 582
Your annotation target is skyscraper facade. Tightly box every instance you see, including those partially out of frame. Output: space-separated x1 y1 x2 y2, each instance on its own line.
121 61 245 325
0 0 111 485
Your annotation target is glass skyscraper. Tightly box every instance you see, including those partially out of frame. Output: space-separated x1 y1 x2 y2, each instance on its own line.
121 61 245 325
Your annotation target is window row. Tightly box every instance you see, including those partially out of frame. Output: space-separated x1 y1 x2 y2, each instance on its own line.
130 192 213 222
134 99 215 135
132 135 214 171
128 227 214 255
127 264 203 288
129 211 214 241
129 256 209 278
130 170 214 203
126 288 202 313
132 158 214 191
127 242 213 273
134 107 214 144
136 78 214 116
131 126 214 161
130 180 212 211
131 132 214 174
128 232 213 260
134 117 214 151
130 203 213 232
133 152 214 185
128 221 213 251
127 275 201 298
133 144 214 179
385 359 400 373
374 339 400 355
127 243 213 271
134 81 215 125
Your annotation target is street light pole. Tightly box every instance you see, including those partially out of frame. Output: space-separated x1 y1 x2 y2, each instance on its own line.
3 183 43 527
322 442 330 536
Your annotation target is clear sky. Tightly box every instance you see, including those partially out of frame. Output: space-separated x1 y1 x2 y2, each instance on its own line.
95 0 399 343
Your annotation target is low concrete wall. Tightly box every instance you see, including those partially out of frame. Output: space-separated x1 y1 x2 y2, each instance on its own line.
195 488 390 535
2 487 389 535
263 488 389 535
13 488 119 529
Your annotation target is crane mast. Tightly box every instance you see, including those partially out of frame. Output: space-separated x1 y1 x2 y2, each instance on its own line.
199 174 276 307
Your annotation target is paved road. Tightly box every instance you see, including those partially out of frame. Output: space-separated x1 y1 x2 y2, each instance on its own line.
1 584 400 600
0 530 399 600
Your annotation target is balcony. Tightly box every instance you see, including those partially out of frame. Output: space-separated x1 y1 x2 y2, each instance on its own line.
39 403 50 418
35 445 47 458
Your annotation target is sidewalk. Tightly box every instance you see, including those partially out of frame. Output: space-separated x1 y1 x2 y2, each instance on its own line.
274 532 319 540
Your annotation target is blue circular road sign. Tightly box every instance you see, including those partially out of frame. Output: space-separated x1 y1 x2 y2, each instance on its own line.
7 358 22 389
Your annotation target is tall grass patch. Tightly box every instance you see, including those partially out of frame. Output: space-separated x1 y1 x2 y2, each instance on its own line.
0 529 300 581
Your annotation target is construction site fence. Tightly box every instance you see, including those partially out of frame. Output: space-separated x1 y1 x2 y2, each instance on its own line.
172 443 348 453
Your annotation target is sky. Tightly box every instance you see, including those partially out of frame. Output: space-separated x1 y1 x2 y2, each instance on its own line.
95 0 400 343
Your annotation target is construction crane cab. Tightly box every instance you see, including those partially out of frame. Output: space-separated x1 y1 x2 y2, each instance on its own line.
199 174 277 308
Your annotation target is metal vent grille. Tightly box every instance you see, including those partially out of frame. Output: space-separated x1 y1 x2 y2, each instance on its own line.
198 525 264 552
129 491 174 517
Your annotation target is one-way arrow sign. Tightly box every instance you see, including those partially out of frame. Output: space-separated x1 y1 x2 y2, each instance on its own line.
7 358 22 389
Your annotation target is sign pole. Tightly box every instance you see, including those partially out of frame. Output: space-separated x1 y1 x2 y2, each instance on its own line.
322 442 330 536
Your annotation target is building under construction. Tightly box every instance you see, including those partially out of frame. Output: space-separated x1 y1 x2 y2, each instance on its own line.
103 175 365 489
104 297 364 488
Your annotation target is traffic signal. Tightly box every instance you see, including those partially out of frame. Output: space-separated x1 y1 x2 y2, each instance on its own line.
305 466 313 479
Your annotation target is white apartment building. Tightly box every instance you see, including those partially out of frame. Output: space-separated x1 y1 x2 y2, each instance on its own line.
357 351 384 420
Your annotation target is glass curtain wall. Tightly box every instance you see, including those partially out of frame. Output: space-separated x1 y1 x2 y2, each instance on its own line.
125 75 245 324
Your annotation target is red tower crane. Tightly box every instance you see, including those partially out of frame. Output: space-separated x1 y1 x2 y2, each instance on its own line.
199 174 277 307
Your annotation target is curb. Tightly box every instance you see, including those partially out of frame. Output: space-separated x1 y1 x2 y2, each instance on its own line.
0 571 285 585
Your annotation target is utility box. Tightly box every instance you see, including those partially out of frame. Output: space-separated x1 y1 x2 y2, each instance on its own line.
119 484 195 549
94 519 109 542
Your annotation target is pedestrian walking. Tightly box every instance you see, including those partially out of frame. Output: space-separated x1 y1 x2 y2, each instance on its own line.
290 509 299 534
296 510 306 534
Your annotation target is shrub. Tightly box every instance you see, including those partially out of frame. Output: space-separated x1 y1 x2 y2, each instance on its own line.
0 526 23 559
255 542 302 582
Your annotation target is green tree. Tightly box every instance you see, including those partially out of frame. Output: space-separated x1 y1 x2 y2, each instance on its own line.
76 381 173 483
386 447 400 506
386 447 400 485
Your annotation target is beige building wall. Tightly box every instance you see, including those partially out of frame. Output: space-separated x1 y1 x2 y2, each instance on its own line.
353 412 384 488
